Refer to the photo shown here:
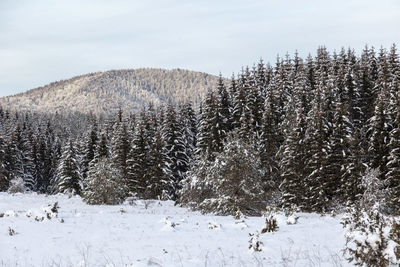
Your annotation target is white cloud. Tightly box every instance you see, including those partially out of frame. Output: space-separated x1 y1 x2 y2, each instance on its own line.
0 0 399 96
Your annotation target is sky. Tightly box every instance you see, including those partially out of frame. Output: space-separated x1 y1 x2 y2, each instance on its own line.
0 0 399 97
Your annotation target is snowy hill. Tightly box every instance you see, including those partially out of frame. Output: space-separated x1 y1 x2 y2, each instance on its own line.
0 69 220 115
0 193 350 266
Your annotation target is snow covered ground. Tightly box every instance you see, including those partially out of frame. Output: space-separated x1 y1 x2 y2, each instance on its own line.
0 193 350 267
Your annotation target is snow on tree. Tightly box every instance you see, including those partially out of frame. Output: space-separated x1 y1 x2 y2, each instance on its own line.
368 89 390 181
53 139 82 195
325 101 353 205
110 120 130 180
386 90 400 214
183 130 265 216
82 118 98 180
126 122 148 197
146 131 172 200
179 102 197 160
83 157 124 205
162 104 189 200
279 107 307 210
7 177 27 194
342 205 400 267
0 135 9 191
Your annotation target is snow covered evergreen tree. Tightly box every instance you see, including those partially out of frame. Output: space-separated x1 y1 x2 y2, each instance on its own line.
304 83 329 212
386 90 400 214
0 135 8 191
368 89 390 181
82 119 98 180
110 119 130 197
162 104 189 200
83 157 125 205
182 130 265 215
146 131 172 199
126 122 148 197
53 139 82 195
279 107 307 210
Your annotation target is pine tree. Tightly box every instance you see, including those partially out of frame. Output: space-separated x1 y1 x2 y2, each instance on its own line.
110 120 130 197
0 135 8 191
194 130 265 215
386 90 400 214
146 131 172 199
325 101 353 205
304 84 329 212
279 107 307 210
54 139 82 195
13 125 36 191
83 157 124 205
216 74 231 134
196 91 224 160
368 91 390 181
162 104 189 200
82 119 98 179
247 67 264 136
126 122 148 197
179 102 197 160
96 132 109 159
259 95 280 193
232 69 249 129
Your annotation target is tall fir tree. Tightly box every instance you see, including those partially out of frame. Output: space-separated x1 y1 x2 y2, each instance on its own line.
82 119 98 180
386 90 400 214
126 122 148 197
110 119 130 197
54 138 82 195
162 104 189 200
279 106 308 209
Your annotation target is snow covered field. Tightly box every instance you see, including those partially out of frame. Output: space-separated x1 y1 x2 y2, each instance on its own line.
0 193 350 267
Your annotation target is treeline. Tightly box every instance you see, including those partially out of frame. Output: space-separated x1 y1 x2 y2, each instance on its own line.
0 45 399 215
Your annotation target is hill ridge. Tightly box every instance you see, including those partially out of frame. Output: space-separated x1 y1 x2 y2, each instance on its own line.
0 68 221 114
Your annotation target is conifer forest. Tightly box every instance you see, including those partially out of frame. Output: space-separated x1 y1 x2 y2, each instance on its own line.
1 45 399 218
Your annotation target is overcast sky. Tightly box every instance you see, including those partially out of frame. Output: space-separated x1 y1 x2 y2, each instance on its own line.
0 0 399 97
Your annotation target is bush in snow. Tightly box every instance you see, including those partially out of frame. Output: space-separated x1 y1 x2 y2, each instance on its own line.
83 157 125 205
359 168 387 212
342 205 400 266
248 233 263 252
286 215 299 225
8 227 16 236
180 131 266 216
261 215 279 233
7 177 27 194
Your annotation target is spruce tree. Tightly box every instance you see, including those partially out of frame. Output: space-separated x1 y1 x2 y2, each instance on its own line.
182 130 265 215
110 120 130 196
54 139 82 195
162 104 189 200
83 157 124 205
82 119 98 179
0 135 8 191
179 102 197 160
368 91 390 181
126 123 148 197
279 106 307 210
146 131 172 199
259 95 280 191
325 101 353 205
386 91 400 214
304 84 329 212
232 69 249 129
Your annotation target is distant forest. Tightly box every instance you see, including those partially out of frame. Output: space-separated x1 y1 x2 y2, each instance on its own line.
0 45 399 216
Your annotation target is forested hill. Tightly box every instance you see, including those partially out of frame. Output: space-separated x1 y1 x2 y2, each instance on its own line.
0 68 220 114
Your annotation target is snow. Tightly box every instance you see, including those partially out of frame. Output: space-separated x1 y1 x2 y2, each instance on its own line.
0 193 351 266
